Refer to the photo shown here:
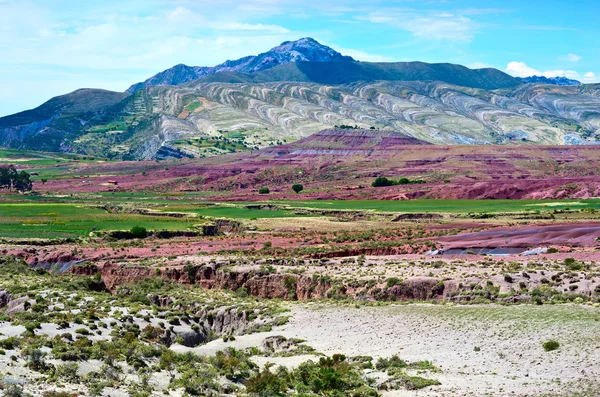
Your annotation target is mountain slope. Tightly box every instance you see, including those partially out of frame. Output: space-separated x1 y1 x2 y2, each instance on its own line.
518 76 582 86
127 38 354 93
0 89 128 128
0 89 129 152
2 80 600 159
198 61 521 90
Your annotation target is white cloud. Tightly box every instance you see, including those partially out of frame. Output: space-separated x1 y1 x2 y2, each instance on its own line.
216 22 290 33
333 47 393 62
468 62 491 69
582 72 599 84
559 53 581 62
505 61 600 83
541 69 580 79
505 61 541 77
358 10 477 42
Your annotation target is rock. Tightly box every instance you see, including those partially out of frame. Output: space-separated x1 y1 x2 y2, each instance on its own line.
6 297 31 316
173 329 206 347
262 335 290 352
0 290 10 308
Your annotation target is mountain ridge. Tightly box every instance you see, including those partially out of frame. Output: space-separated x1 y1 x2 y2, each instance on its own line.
193 60 521 90
126 37 354 93
518 75 582 86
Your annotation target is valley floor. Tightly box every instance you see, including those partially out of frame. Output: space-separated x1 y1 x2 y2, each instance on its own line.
187 303 600 397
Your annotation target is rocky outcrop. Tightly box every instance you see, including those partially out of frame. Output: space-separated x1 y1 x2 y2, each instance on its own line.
6 296 32 316
0 291 36 316
0 290 10 308
387 278 445 301
71 262 457 303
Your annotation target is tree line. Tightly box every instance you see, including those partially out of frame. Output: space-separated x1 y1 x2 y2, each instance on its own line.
0 165 33 192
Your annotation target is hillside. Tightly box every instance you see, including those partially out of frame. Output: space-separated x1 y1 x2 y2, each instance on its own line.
2 80 600 159
0 89 129 152
200 61 521 90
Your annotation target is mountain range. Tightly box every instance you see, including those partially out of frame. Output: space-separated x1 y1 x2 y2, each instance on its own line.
126 38 355 93
518 75 582 86
1 38 599 160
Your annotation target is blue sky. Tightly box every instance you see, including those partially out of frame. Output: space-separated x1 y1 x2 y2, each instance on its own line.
0 0 598 116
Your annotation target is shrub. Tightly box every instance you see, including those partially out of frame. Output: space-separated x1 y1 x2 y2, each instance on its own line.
292 184 304 194
258 187 270 194
386 277 402 288
372 177 393 187
563 257 584 271
130 226 147 239
235 287 249 298
372 176 426 187
542 340 560 351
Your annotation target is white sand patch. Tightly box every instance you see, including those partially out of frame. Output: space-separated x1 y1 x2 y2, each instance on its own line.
266 303 600 396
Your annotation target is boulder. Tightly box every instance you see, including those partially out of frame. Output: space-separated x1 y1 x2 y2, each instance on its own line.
174 329 206 347
6 297 31 316
0 290 10 308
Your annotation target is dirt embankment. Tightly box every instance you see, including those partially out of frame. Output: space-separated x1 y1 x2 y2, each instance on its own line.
70 262 448 302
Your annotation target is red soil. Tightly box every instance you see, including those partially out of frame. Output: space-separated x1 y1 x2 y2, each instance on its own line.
438 222 600 249
35 142 600 200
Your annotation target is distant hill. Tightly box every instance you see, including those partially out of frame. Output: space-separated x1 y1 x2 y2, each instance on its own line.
126 38 354 93
518 75 582 86
262 128 429 157
129 38 521 92
0 89 128 129
198 60 521 90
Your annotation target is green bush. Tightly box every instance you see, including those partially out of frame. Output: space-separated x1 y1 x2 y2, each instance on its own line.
542 340 560 351
130 226 148 239
386 277 402 288
563 257 584 271
258 187 270 194
372 177 426 187
372 177 393 187
292 184 304 194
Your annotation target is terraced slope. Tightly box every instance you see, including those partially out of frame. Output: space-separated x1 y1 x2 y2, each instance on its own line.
1 81 600 159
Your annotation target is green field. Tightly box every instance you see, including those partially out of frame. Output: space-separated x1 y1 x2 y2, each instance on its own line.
1 197 598 239
0 201 306 238
0 149 104 167
269 199 600 213
188 206 304 219
0 203 198 239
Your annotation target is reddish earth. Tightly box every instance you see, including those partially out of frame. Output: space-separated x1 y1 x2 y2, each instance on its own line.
28 129 600 200
438 222 600 249
71 261 449 301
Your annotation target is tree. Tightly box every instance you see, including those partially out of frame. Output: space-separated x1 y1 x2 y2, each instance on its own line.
371 177 393 187
292 184 303 194
258 187 270 194
0 167 10 190
14 171 32 192
130 226 148 239
0 166 32 192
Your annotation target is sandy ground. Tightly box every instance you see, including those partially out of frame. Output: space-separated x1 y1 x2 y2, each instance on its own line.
189 302 600 396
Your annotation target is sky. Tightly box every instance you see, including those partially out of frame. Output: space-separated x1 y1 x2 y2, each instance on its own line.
0 0 598 117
